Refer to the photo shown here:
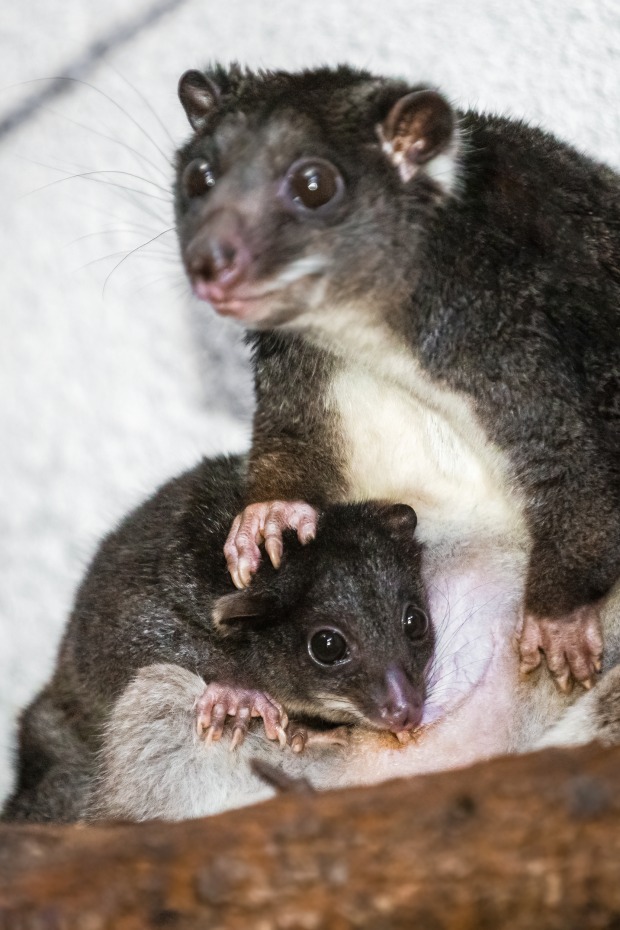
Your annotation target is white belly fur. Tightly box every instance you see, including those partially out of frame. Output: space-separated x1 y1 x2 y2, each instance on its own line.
317 340 620 783
322 339 534 775
328 351 526 550
312 551 526 787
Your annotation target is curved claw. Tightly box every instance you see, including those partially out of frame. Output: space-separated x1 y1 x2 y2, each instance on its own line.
287 723 352 754
223 501 319 587
196 683 288 748
518 605 603 691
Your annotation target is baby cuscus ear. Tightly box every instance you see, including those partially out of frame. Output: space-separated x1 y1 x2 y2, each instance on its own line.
371 502 423 565
372 502 419 541
377 89 457 187
211 589 277 635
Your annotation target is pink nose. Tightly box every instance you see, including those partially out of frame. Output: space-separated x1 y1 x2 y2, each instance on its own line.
187 235 251 301
378 666 424 733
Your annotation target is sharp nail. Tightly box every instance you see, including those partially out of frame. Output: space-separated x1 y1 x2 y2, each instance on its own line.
300 527 315 544
266 541 281 569
238 559 251 587
582 677 593 691
277 727 287 749
231 569 244 590
204 726 214 746
230 728 244 751
557 674 571 694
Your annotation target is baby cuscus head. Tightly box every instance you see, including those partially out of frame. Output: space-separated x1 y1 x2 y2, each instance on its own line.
211 501 433 737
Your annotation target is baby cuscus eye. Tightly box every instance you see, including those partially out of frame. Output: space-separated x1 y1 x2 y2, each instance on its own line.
308 628 349 666
402 604 429 641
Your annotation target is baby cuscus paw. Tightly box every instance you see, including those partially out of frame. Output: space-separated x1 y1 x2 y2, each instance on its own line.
196 682 353 753
286 722 352 754
196 683 288 750
518 605 603 692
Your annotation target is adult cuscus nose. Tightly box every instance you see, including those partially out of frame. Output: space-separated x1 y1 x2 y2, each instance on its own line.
186 226 251 303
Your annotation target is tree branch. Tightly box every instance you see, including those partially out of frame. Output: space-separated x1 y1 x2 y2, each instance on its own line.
1 743 620 929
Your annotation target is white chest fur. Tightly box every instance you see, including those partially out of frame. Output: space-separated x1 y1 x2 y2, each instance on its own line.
317 323 532 751
327 342 527 552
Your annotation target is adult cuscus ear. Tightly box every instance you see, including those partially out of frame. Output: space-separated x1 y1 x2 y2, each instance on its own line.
211 590 272 633
377 89 457 188
178 70 220 133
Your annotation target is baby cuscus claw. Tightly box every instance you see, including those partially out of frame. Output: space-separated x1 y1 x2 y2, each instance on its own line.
196 683 288 750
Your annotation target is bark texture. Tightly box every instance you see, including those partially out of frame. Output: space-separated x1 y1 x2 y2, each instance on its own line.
1 744 620 929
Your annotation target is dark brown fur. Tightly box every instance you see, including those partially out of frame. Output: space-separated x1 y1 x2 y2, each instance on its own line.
175 64 620 621
2 455 429 822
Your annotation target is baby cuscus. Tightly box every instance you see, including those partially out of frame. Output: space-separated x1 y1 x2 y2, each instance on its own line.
2 454 433 822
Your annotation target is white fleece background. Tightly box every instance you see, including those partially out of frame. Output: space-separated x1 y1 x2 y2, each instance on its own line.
1 0 619 804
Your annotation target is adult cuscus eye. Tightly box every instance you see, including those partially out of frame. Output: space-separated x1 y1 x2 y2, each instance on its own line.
284 158 344 212
402 604 429 641
182 159 217 198
308 628 349 666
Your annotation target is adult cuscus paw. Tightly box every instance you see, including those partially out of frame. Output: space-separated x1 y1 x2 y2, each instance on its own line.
518 606 603 692
223 500 319 589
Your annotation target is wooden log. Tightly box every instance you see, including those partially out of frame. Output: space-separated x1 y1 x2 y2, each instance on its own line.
1 743 620 929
